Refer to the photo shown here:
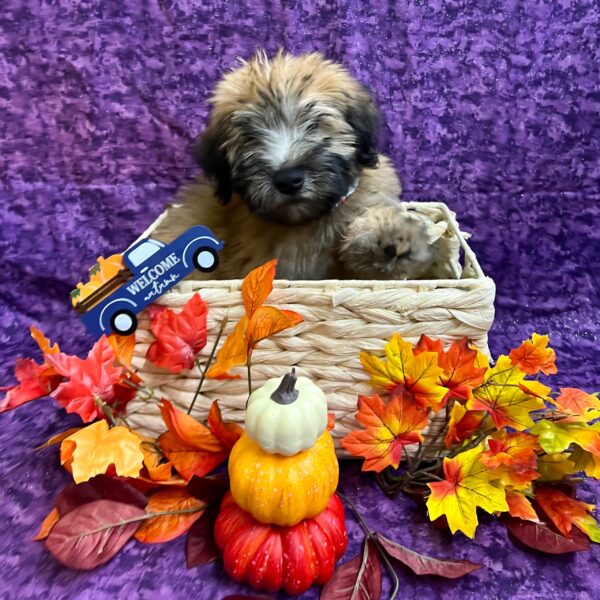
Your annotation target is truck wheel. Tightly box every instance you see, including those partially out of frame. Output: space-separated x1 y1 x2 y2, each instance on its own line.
193 247 219 272
110 310 138 336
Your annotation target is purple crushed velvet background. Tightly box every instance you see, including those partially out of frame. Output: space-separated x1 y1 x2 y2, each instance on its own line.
1 1 600 598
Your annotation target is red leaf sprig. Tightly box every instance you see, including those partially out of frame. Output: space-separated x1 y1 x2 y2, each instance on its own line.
146 293 208 373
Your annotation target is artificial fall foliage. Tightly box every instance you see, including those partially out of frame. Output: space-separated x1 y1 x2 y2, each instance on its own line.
60 420 145 483
341 394 429 472
157 399 234 481
0 260 334 581
146 293 208 372
206 259 303 380
343 332 600 547
2 258 599 595
426 445 509 538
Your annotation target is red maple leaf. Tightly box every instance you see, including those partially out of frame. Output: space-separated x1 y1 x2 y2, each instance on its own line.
1 326 63 412
0 359 61 412
146 293 208 373
535 486 600 541
46 336 124 422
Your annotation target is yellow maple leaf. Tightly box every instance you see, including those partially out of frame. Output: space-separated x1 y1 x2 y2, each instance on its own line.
467 356 545 430
60 420 144 483
570 446 600 479
530 419 600 457
426 445 509 538
536 453 577 482
360 334 448 411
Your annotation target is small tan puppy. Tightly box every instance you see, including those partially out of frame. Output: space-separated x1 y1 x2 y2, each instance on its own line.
155 51 433 280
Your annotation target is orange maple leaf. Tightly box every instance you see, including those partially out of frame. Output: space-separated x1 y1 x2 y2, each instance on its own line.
341 394 429 472
30 325 60 355
480 430 540 489
108 333 136 368
136 435 173 482
444 403 485 448
505 492 540 523
160 399 225 452
158 399 229 481
550 388 600 423
206 260 303 379
360 334 448 411
134 488 206 544
32 507 60 541
245 306 303 346
158 432 228 482
207 400 243 450
535 486 600 542
205 318 248 381
241 259 277 317
509 333 557 376
415 336 487 402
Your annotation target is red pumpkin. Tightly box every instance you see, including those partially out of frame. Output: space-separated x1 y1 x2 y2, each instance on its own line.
214 492 347 595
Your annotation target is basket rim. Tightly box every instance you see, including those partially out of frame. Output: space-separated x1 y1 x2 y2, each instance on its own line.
166 276 495 289
134 200 488 283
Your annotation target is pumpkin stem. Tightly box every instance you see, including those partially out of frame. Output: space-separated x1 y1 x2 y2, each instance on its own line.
270 368 299 405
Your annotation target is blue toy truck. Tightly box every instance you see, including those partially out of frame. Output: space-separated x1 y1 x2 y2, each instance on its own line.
74 226 224 338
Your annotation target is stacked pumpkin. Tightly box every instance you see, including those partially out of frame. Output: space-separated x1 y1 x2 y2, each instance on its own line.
215 369 348 595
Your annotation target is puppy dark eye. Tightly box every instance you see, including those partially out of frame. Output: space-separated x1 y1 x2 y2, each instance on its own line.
377 240 382 247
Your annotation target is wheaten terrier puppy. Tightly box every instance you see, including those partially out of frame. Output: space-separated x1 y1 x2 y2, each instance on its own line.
154 51 434 280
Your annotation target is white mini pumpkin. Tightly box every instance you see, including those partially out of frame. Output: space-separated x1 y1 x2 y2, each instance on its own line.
245 369 328 456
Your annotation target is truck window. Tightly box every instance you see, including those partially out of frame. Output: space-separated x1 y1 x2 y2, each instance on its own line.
127 240 165 268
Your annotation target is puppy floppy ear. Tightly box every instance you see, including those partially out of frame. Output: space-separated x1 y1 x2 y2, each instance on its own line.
346 88 380 168
192 124 232 205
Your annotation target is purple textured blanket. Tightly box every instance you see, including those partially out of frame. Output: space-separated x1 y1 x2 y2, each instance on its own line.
1 1 599 599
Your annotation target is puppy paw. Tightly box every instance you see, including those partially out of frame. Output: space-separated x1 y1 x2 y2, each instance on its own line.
339 206 437 280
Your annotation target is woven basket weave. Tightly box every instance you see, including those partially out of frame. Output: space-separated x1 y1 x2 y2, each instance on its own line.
126 202 495 457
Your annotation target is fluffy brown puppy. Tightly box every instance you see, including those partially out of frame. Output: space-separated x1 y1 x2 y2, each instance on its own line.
154 51 402 280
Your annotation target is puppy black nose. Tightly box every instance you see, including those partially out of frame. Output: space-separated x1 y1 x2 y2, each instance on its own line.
273 168 305 194
383 244 397 259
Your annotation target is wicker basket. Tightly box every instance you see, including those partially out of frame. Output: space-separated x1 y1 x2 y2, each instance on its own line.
126 202 495 457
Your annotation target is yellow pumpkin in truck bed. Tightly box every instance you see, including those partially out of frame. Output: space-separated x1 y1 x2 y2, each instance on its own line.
228 369 339 526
